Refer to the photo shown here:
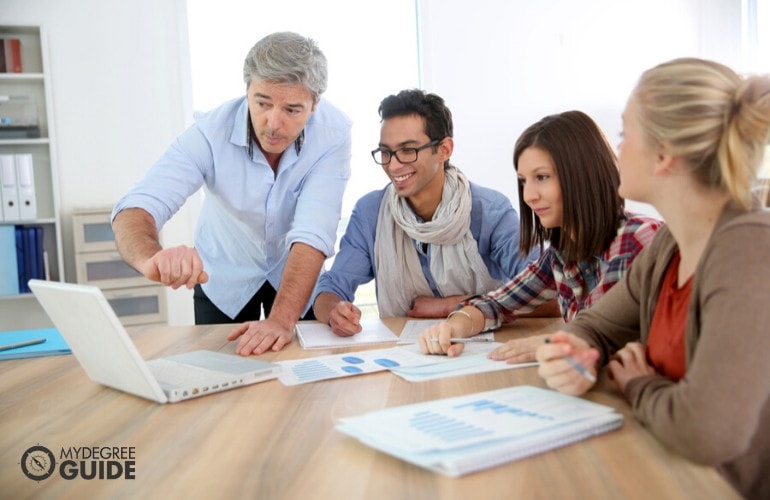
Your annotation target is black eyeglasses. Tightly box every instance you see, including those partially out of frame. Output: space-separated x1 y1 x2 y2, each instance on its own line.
371 139 441 165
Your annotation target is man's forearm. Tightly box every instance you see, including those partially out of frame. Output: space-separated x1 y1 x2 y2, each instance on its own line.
112 208 162 271
313 291 343 325
269 242 326 329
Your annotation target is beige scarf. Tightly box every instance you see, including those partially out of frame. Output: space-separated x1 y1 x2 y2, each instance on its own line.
373 166 501 317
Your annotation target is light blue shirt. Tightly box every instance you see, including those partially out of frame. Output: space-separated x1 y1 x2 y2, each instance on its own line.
113 97 352 318
315 182 538 306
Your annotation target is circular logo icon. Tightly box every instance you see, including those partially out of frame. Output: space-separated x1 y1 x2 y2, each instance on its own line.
20 445 56 481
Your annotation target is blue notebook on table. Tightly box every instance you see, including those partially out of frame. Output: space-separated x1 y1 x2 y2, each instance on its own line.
0 327 71 360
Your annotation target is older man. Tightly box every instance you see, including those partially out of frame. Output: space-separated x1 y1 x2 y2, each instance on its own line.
112 32 351 355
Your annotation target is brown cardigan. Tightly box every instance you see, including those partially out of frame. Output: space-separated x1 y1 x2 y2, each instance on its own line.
564 203 770 499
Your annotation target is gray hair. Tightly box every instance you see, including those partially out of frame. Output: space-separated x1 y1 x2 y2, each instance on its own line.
243 32 328 103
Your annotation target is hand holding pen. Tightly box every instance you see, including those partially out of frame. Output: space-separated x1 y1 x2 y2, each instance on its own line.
327 301 363 337
536 332 600 396
419 321 467 357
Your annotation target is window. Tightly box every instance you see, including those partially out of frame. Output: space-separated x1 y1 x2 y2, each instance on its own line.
742 0 770 177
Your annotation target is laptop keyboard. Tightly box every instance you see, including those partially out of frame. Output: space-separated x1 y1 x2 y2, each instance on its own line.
147 358 234 388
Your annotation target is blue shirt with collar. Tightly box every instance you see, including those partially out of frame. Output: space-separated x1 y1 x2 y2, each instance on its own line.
113 96 352 318
314 181 538 306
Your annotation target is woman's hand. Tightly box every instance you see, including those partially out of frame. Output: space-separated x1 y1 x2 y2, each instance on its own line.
488 333 549 363
607 342 657 392
418 321 466 357
536 331 600 395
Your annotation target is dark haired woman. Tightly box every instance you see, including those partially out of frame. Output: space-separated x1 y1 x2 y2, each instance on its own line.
419 110 662 361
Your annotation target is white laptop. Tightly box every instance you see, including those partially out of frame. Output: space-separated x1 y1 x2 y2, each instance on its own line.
28 279 281 403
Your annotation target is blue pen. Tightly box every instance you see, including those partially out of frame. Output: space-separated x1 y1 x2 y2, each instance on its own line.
544 338 596 383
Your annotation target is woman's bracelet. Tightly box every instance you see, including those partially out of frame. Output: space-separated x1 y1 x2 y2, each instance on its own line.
446 309 474 337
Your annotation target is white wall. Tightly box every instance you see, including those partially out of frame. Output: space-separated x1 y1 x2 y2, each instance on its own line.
418 0 744 214
1 0 197 324
185 0 420 218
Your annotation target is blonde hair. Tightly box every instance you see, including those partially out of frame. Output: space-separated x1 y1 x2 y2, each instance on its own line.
632 58 770 209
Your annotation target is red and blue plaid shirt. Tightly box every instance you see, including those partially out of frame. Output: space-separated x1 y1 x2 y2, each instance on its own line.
465 213 663 330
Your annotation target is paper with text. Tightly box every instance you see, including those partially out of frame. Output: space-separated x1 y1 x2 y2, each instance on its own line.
397 319 494 345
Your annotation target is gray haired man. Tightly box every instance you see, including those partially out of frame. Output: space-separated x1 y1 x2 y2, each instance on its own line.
112 32 352 355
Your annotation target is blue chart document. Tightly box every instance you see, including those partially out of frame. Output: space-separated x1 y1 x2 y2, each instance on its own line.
277 343 536 386
336 385 623 476
277 347 427 385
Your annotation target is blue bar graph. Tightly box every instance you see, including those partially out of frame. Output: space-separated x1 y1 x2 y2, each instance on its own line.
409 410 494 443
291 360 339 382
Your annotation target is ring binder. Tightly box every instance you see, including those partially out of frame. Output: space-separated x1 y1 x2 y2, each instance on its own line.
0 153 20 221
15 153 37 220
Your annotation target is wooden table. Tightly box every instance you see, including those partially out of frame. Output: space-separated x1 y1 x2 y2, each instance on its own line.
0 318 739 499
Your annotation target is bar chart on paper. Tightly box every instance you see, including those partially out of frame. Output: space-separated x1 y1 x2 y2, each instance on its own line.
290 359 341 382
277 347 428 385
410 410 495 443
336 386 624 477
290 356 403 381
339 386 621 453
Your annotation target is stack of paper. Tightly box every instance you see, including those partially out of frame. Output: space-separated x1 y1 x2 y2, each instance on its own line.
336 385 623 476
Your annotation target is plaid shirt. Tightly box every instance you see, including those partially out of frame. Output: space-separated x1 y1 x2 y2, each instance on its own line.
465 213 663 330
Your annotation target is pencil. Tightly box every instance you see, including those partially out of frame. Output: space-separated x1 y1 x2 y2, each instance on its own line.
429 338 477 344
0 337 47 352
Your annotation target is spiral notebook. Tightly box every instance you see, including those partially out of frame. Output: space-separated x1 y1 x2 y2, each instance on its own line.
336 385 623 477
294 319 398 349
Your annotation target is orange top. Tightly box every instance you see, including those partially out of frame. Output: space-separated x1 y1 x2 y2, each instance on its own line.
646 251 691 382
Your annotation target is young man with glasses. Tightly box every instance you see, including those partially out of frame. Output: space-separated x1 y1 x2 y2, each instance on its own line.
312 89 537 336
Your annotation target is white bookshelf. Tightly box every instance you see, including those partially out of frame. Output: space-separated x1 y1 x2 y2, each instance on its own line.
0 25 65 330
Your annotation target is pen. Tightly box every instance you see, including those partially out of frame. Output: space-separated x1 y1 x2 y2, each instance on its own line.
0 338 47 352
429 338 475 344
544 338 596 383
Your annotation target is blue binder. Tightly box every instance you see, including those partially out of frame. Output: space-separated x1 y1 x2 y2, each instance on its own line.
24 226 37 286
27 226 44 280
14 225 28 293
34 227 45 279
0 225 20 295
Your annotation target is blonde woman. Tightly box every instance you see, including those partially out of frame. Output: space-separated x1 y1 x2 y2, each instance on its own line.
537 58 770 499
